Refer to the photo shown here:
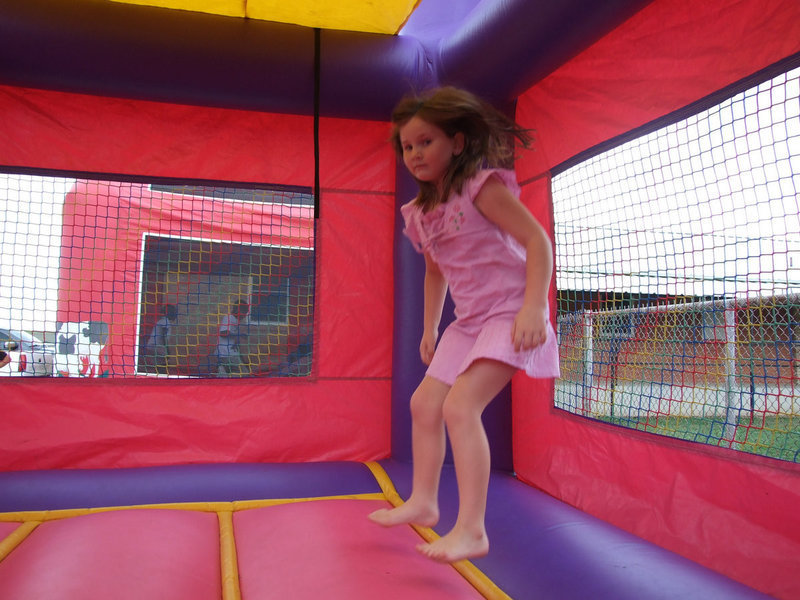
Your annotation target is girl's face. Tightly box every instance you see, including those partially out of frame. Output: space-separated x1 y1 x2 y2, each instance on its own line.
398 116 463 189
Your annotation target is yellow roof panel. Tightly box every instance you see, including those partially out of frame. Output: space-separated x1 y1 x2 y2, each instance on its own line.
108 0 421 34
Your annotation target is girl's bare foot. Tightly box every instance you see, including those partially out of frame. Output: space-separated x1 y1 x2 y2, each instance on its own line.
416 528 489 563
368 500 439 528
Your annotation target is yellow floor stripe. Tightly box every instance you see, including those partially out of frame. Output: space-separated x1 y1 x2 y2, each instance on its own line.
218 511 241 600
0 521 40 561
364 461 405 505
364 461 512 600
0 493 385 523
230 493 385 512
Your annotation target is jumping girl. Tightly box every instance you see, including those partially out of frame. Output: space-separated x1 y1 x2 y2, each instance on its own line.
368 86 560 563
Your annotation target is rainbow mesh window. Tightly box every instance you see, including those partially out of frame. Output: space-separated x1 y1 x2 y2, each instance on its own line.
552 66 800 462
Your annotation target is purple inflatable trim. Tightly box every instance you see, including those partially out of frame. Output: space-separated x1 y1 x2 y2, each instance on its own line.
0 0 653 119
0 461 379 512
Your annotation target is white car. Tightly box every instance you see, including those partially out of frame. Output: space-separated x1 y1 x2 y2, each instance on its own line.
0 328 55 376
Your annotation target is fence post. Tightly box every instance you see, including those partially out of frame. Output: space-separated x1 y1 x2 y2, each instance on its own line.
582 309 594 415
723 304 739 442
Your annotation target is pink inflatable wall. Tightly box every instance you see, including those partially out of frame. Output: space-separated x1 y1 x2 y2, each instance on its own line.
512 1 800 597
0 86 396 468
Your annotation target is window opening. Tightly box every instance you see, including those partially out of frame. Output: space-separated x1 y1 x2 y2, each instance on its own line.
553 65 800 462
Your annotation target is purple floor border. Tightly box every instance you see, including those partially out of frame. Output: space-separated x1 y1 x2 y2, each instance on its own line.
0 461 379 511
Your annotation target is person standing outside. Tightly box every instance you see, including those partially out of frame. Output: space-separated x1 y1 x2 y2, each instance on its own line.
146 304 178 374
216 300 250 377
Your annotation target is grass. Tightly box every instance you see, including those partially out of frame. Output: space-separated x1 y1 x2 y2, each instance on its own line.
598 414 800 463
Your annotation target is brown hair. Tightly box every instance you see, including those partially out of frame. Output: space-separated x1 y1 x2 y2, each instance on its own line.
390 86 533 212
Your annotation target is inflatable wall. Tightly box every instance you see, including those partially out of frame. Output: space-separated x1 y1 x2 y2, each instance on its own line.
1 0 799 596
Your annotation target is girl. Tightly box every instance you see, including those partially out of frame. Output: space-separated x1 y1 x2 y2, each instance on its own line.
368 87 560 563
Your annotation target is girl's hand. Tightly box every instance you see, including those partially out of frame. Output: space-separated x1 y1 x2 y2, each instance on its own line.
511 304 548 351
420 329 438 365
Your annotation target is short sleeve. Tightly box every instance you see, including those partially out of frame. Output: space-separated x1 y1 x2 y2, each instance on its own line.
465 168 521 202
400 200 424 253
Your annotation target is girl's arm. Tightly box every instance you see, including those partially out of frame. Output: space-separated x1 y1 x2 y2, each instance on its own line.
421 251 448 365
474 175 553 351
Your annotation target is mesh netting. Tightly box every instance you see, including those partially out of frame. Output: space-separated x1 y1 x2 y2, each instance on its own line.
553 65 800 462
0 178 315 378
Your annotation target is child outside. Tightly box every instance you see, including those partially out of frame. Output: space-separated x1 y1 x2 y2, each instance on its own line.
145 304 178 375
368 87 560 563
215 300 250 377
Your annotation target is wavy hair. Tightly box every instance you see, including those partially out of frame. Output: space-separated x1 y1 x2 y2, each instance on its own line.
390 86 533 212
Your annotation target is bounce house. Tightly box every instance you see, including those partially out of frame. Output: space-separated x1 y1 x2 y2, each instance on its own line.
1 0 799 598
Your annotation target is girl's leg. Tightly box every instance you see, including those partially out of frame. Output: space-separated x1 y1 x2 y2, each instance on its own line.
417 359 516 563
369 375 450 527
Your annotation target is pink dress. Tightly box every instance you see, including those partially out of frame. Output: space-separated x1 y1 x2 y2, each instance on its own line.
400 168 560 385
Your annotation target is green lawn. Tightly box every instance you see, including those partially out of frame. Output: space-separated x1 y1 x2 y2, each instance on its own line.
599 414 800 463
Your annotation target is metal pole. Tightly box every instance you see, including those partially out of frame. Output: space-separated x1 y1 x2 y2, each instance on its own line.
582 310 594 415
723 305 738 442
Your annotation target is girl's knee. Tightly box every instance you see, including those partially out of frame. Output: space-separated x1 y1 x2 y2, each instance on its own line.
410 387 443 426
441 393 477 428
